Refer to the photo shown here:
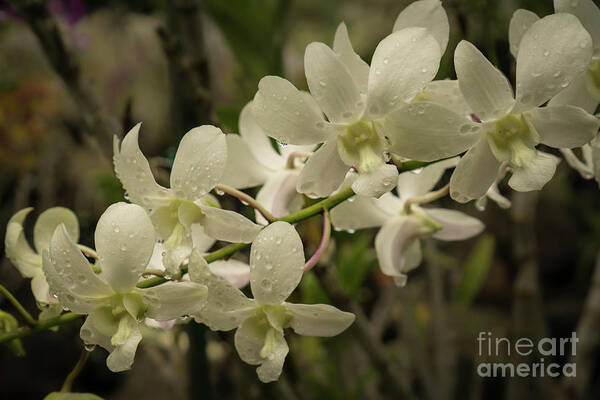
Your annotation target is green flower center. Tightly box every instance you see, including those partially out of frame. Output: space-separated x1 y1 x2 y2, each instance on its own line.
338 121 384 173
487 114 537 167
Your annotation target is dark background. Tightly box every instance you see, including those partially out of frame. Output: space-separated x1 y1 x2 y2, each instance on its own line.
1 0 599 399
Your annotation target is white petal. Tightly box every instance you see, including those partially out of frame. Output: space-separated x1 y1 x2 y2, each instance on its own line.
416 79 473 117
106 319 142 372
45 227 113 313
198 205 261 243
285 303 354 336
333 23 369 94
375 217 425 283
514 13 593 111
385 102 481 161
140 281 207 321
330 195 390 231
256 170 303 224
454 41 515 121
549 74 600 113
170 125 227 201
191 222 217 253
209 259 251 289
449 138 501 203
252 76 335 145
31 272 54 304
250 222 304 305
239 102 285 169
38 303 62 320
33 207 79 254
95 203 155 292
508 9 540 59
351 163 398 198
554 0 600 54
220 134 271 189
304 42 364 124
397 157 459 199
425 208 484 240
367 28 441 118
393 0 449 54
113 124 171 210
80 317 114 352
297 141 349 198
5 208 42 277
188 249 256 331
524 105 599 148
234 316 289 382
508 151 560 191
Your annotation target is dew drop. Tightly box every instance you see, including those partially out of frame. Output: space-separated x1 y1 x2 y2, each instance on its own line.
260 279 272 291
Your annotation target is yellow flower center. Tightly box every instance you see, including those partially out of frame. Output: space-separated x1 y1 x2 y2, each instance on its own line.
487 114 537 167
338 121 384 173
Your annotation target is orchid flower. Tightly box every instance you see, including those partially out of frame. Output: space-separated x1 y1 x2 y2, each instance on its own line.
510 0 600 113
220 102 313 224
331 160 484 285
113 123 261 275
384 13 599 203
509 1 600 185
188 221 355 382
5 207 80 319
251 0 448 198
42 203 208 372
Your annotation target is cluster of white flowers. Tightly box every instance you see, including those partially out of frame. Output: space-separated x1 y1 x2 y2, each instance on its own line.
4 0 600 384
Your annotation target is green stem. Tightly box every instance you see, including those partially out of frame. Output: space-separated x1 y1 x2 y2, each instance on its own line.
0 284 37 326
61 347 90 392
0 312 83 344
0 158 447 341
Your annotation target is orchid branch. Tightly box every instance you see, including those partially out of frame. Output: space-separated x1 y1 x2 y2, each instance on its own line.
0 158 448 343
0 284 37 327
303 209 331 272
215 184 276 223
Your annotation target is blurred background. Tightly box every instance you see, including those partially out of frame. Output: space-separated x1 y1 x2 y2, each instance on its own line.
1 0 600 399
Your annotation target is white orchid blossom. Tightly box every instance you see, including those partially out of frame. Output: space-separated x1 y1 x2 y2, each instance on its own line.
42 203 208 372
188 221 355 382
385 13 599 202
510 1 600 185
220 102 312 224
113 123 261 275
251 0 448 198
331 159 484 285
510 0 600 113
5 207 80 319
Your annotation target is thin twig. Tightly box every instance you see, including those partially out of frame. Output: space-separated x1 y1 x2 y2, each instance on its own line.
61 347 90 392
0 283 37 327
403 184 449 214
215 184 276 223
303 209 331 272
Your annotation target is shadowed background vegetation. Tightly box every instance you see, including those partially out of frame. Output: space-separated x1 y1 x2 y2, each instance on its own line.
1 0 599 399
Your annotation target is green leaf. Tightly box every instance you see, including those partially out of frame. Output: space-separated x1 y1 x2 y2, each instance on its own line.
299 271 330 304
335 231 376 298
204 0 290 98
453 234 495 308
